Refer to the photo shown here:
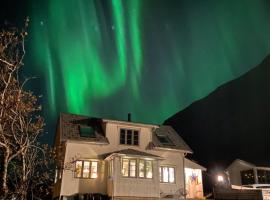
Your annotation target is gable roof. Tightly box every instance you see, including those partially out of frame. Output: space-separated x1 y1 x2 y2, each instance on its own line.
226 159 256 170
184 158 206 171
227 159 270 170
152 125 193 153
57 113 192 153
102 148 163 160
59 113 109 144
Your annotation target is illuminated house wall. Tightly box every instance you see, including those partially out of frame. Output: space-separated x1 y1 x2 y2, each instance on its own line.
53 113 194 199
184 158 206 199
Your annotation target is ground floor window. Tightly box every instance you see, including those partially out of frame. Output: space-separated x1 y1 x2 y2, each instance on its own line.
257 169 270 184
75 160 98 178
160 166 175 183
241 169 255 185
121 158 153 178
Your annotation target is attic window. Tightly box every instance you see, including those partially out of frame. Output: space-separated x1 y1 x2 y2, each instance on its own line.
79 126 96 138
156 135 174 146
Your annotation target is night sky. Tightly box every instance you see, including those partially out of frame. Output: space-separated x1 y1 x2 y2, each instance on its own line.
1 0 270 144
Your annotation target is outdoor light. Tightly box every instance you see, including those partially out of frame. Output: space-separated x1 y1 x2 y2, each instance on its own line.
217 175 224 182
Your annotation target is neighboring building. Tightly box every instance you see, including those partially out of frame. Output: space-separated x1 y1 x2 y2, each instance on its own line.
227 159 270 186
53 113 205 200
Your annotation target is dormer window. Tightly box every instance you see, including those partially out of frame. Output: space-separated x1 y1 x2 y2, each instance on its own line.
156 134 175 146
79 126 96 138
120 128 139 145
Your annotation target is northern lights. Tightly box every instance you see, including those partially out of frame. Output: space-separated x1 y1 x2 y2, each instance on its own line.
30 0 145 120
20 0 270 130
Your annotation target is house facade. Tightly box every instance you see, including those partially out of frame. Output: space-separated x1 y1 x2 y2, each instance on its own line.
227 159 270 186
53 113 204 200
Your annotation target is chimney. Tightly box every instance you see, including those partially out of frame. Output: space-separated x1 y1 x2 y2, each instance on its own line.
128 113 131 122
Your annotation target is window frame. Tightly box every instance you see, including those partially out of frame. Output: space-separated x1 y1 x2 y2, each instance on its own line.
160 165 176 184
74 160 98 179
121 158 153 179
156 134 174 146
240 169 255 185
108 160 113 177
79 125 96 138
119 128 140 146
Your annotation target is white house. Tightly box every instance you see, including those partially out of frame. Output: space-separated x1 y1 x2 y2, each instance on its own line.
227 159 270 186
53 113 205 200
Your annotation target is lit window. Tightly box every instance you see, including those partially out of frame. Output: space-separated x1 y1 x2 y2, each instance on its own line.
121 158 152 178
122 159 129 177
139 160 145 178
83 161 90 178
163 167 169 182
119 129 139 145
122 158 137 177
146 161 153 178
108 160 113 177
91 161 98 178
169 167 175 182
75 160 98 178
75 161 83 178
160 166 175 183
129 160 137 177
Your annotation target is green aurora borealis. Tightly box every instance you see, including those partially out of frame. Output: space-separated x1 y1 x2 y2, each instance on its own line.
26 0 270 128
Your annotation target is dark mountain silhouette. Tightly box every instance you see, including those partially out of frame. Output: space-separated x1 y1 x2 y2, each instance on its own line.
164 55 270 170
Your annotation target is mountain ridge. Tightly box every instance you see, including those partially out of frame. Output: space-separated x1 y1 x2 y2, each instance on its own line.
164 55 270 169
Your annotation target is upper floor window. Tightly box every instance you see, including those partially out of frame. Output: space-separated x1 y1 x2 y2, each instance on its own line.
79 126 96 138
160 166 175 183
121 158 153 178
75 160 98 179
120 128 139 145
156 135 174 146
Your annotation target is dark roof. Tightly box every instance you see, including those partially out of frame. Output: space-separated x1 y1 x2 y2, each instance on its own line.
59 113 191 153
227 159 270 169
152 125 193 153
60 113 109 144
102 148 162 159
244 159 270 168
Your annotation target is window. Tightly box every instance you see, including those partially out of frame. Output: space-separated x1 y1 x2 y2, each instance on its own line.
122 158 137 177
108 160 113 177
139 160 145 178
156 135 174 146
75 160 98 178
79 126 96 138
241 169 255 185
121 158 153 178
129 160 136 177
120 128 139 145
82 161 90 178
146 160 153 178
257 170 270 184
160 166 175 183
138 160 153 178
91 161 98 178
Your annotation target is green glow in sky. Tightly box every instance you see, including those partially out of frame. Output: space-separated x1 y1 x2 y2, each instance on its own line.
28 0 270 125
